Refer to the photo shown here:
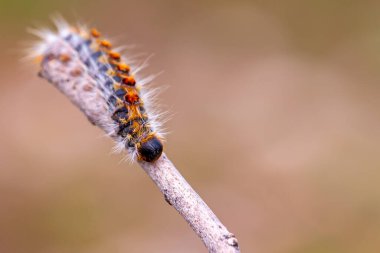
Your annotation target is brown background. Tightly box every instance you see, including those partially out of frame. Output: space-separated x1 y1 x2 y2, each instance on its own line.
0 0 379 252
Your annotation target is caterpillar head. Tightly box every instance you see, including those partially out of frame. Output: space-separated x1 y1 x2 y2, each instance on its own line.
137 136 163 162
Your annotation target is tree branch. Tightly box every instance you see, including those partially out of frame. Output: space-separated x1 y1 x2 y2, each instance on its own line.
139 155 239 253
37 39 240 253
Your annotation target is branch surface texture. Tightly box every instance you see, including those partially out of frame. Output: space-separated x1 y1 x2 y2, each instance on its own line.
140 155 239 253
36 30 240 253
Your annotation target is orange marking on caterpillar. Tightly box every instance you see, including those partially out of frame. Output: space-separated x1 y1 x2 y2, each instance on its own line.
109 51 121 60
100 39 112 48
117 63 130 73
125 91 139 105
128 105 143 119
122 75 136 86
90 28 101 38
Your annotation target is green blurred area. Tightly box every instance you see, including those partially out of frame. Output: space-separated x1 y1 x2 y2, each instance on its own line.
0 0 379 252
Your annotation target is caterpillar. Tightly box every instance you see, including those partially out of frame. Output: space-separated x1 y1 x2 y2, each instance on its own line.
28 18 165 162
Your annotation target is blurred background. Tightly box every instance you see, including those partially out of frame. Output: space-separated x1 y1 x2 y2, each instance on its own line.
0 0 379 252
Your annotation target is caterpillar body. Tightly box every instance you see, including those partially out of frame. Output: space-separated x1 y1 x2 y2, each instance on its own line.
29 18 164 162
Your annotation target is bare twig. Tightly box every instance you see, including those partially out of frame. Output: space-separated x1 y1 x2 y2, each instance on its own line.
139 155 239 253
37 39 240 253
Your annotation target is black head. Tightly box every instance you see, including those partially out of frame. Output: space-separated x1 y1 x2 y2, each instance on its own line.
137 136 163 162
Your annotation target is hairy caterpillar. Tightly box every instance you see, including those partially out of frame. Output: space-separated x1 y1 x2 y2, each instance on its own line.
28 18 165 162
